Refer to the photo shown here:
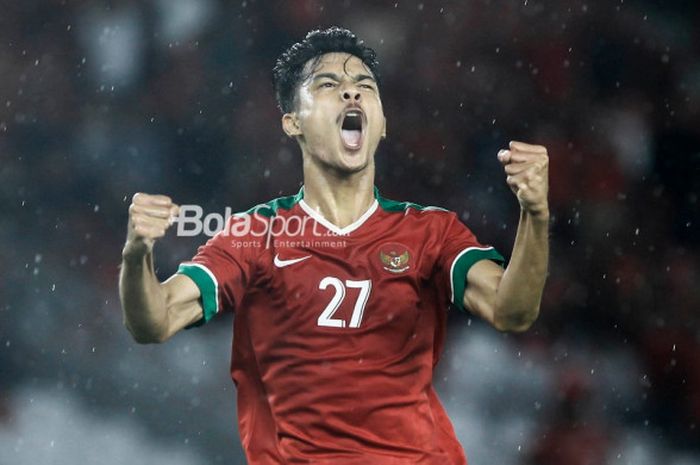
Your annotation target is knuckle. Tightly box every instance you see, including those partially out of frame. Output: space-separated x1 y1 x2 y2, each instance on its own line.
147 208 164 218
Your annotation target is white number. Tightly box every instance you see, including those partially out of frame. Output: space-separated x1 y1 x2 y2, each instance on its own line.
318 277 346 328
346 280 371 328
317 277 372 328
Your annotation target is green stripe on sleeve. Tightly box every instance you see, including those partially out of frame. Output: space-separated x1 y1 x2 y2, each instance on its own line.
450 247 505 311
177 263 219 328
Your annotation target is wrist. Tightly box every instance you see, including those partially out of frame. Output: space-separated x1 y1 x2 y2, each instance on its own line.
522 206 550 222
122 240 152 263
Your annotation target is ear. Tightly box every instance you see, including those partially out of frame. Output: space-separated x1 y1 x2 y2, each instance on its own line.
282 113 302 137
381 116 387 139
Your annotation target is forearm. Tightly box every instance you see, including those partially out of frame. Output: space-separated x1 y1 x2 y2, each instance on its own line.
119 245 170 343
493 209 549 331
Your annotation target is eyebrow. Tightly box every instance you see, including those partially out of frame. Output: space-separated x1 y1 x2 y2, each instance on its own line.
311 72 376 84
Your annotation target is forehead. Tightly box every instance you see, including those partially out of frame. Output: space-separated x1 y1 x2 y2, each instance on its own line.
301 52 374 81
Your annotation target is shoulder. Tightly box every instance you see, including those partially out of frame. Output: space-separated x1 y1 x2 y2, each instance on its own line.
375 190 476 245
376 189 456 221
209 191 304 246
237 189 304 218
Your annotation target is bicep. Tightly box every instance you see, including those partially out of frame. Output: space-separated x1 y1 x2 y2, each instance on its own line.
160 273 204 339
462 259 504 326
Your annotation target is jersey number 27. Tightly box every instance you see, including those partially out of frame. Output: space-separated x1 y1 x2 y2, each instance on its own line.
317 277 372 329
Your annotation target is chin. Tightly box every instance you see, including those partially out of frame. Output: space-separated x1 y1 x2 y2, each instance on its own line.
308 144 373 176
339 150 372 173
334 162 369 177
324 154 369 177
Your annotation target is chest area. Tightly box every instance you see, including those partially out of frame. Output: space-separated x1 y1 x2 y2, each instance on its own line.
248 234 441 338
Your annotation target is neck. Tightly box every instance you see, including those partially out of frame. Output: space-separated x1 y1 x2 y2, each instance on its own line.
301 158 376 229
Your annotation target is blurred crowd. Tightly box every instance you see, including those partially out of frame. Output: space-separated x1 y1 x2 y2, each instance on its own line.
1 1 699 464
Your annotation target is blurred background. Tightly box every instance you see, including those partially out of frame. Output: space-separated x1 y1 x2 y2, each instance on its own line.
1 0 699 464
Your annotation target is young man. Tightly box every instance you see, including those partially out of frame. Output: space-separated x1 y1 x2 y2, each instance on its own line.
120 27 549 465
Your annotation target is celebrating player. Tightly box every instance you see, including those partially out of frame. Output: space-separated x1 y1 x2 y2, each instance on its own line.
119 27 549 465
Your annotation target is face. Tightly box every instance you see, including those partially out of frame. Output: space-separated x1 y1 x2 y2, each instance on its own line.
282 53 386 175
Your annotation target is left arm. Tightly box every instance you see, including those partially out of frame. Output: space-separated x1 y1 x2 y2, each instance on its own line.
463 141 550 332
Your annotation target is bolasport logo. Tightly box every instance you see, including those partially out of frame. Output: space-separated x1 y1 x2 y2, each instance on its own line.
173 205 347 249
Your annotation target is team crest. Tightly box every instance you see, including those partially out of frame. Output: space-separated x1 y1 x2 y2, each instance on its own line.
378 243 411 273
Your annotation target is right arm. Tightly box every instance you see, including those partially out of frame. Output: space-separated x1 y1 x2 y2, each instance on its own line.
119 193 203 343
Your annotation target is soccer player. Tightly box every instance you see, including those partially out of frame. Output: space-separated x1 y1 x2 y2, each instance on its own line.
120 27 549 465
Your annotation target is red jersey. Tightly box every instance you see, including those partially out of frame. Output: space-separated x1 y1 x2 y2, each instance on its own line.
177 187 503 465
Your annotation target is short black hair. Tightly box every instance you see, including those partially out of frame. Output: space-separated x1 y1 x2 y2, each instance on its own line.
272 27 381 113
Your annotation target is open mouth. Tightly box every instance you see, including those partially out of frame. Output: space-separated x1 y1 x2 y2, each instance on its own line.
340 109 364 150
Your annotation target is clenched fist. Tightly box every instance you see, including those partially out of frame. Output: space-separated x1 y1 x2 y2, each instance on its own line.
123 193 180 258
497 141 549 218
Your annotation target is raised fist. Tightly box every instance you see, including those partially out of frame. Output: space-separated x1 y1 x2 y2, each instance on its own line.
123 193 180 257
497 141 549 218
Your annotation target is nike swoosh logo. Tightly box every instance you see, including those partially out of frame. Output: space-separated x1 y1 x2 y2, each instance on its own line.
274 254 311 268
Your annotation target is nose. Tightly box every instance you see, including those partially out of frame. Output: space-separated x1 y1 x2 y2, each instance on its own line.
342 86 361 103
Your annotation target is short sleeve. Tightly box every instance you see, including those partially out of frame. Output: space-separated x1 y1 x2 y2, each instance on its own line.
177 220 254 327
436 213 504 311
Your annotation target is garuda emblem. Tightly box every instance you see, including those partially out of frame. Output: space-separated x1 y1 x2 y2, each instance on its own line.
379 246 411 273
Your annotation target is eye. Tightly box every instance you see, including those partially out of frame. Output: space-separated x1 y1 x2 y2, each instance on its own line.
360 84 375 90
320 82 336 88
